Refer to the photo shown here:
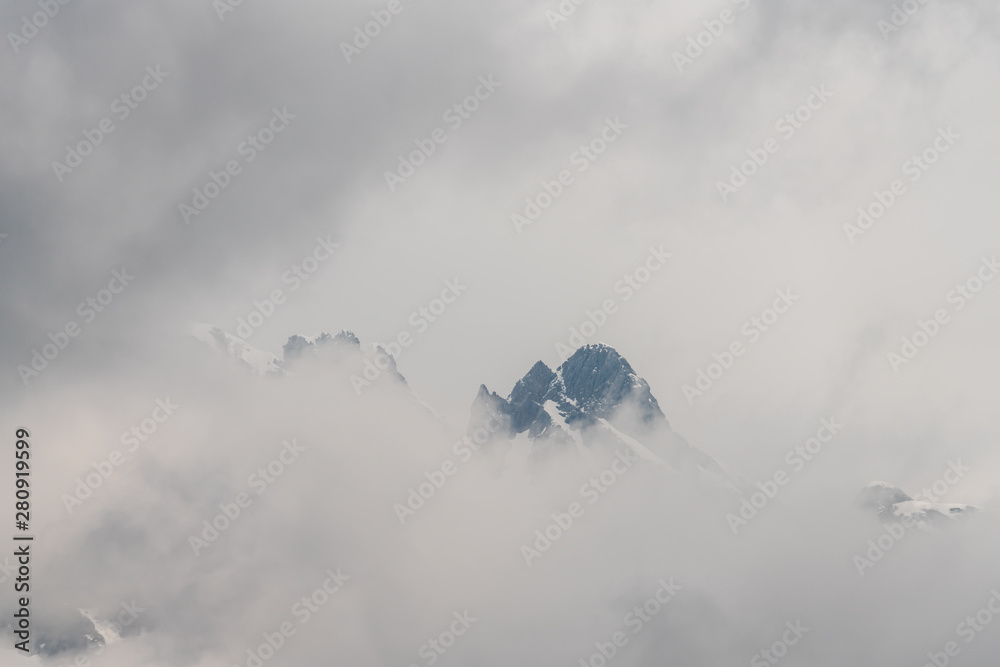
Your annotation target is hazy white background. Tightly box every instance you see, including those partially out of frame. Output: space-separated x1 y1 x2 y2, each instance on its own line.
1 0 999 664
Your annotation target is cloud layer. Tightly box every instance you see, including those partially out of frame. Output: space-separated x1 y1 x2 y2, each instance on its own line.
2 0 1000 664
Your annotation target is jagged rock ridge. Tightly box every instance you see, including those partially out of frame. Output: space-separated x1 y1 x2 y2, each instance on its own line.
472 344 733 486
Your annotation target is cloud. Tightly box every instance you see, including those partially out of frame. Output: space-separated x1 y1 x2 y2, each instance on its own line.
2 0 1000 663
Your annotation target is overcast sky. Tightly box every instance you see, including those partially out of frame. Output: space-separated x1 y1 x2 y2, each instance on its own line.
2 0 1000 664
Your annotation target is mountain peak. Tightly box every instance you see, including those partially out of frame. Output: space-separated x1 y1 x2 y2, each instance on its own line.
470 344 735 488
857 482 912 514
477 344 664 438
282 330 360 364
190 325 408 388
857 482 977 525
565 342 619 358
555 344 663 425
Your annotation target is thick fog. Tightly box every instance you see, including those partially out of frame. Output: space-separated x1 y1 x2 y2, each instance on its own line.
1 0 999 665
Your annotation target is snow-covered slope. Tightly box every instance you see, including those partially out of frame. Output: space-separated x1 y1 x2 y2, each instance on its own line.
857 481 977 527
189 323 282 377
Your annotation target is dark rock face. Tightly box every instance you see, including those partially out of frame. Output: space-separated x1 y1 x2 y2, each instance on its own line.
282 330 361 364
282 334 313 363
279 331 406 385
508 361 557 434
372 343 407 385
556 345 662 426
468 343 737 482
473 344 665 437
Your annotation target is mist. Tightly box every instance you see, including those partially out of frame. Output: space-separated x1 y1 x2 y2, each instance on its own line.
2 0 1000 664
